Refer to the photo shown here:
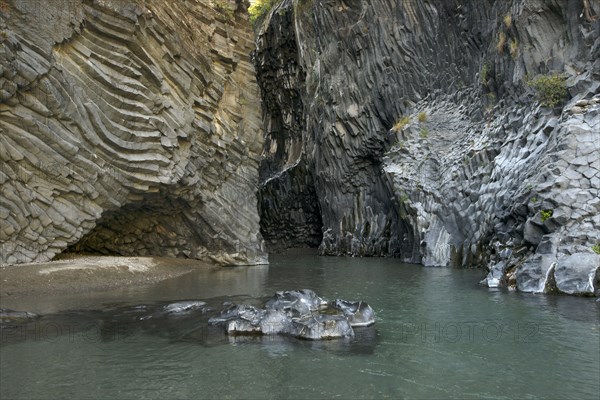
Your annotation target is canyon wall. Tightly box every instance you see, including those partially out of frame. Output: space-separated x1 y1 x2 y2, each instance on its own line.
256 0 600 294
0 0 267 265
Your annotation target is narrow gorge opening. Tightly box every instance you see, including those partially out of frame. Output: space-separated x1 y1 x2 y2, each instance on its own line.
258 165 324 252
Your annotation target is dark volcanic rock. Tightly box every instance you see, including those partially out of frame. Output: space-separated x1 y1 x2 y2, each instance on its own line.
255 0 600 295
0 0 266 265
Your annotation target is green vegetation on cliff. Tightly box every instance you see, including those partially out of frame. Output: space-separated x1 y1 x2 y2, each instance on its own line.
527 73 568 108
249 0 279 29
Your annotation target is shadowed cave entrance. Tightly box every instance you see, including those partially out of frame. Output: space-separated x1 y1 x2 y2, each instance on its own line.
258 165 323 252
58 194 210 259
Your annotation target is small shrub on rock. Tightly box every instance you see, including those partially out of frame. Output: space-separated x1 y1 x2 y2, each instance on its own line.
392 116 410 132
540 209 553 222
527 73 567 108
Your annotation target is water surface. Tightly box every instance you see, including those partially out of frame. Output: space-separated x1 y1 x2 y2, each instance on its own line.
1 253 599 399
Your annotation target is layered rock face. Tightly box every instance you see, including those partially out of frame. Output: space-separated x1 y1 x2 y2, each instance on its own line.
256 0 600 294
0 0 267 265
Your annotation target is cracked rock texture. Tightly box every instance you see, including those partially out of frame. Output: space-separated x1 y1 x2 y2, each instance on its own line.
0 0 267 265
255 0 599 294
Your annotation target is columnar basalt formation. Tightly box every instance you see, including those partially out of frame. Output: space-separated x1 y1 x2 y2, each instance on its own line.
255 0 600 294
0 0 267 265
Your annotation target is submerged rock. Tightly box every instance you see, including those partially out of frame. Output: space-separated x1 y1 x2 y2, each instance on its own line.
164 301 209 314
0 309 38 324
209 290 374 340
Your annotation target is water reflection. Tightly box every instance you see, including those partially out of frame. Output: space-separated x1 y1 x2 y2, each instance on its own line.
1 254 598 400
1 297 379 357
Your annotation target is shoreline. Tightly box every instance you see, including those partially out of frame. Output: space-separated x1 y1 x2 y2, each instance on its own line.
0 256 218 313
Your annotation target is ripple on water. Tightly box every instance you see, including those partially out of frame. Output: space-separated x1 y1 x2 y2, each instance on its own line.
1 254 598 399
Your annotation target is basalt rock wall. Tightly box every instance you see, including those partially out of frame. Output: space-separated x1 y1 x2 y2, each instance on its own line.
256 0 600 294
0 0 267 265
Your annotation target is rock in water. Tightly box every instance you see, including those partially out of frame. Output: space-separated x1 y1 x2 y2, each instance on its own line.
164 301 208 314
0 309 38 324
290 315 354 340
481 261 509 288
209 304 268 334
330 300 376 327
259 310 293 335
554 254 600 295
265 289 327 316
209 290 374 340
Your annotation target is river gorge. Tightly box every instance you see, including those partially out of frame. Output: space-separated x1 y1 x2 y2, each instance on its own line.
1 0 599 398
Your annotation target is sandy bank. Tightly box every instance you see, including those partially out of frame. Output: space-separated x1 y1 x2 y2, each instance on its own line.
0 256 216 299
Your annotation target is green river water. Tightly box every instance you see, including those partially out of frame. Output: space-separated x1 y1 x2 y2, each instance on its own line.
1 253 599 399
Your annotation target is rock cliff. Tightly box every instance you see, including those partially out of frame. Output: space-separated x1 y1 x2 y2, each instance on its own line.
0 0 267 265
255 0 600 294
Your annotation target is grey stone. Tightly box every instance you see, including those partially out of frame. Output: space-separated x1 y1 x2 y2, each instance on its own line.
329 300 376 327
524 221 545 246
164 301 208 314
209 304 267 334
554 253 600 295
254 0 600 296
0 308 39 324
290 315 354 340
483 261 508 288
209 290 374 340
515 255 557 293
265 289 327 316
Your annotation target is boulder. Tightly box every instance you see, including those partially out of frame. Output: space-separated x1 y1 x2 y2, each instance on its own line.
554 253 600 295
515 255 557 293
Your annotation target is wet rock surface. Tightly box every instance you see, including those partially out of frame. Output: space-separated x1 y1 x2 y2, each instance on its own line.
255 0 600 295
0 308 38 324
0 293 377 348
209 289 375 340
0 0 266 266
